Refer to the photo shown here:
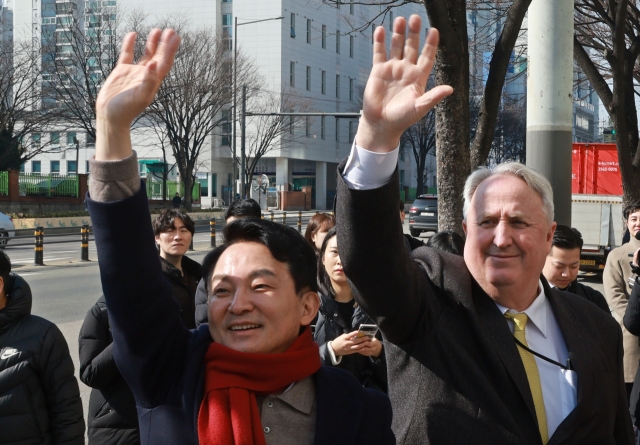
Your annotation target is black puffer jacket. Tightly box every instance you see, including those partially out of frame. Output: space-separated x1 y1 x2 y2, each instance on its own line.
78 295 139 445
160 256 201 329
313 293 387 393
0 273 84 445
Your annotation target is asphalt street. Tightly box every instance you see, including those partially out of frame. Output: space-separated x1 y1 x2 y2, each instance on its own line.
3 222 606 431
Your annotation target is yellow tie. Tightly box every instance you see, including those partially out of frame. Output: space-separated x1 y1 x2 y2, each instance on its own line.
504 312 548 444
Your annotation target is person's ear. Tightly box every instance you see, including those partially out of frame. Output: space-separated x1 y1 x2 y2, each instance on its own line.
300 290 320 326
462 219 468 236
0 276 5 298
547 222 557 252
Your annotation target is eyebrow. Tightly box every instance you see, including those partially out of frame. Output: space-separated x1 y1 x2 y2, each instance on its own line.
211 269 278 283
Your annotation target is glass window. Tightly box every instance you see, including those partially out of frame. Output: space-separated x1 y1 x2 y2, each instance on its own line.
336 75 340 98
305 116 311 137
66 132 76 145
306 19 311 44
289 110 294 134
349 121 355 142
336 30 340 54
32 161 41 173
322 25 326 49
86 132 96 146
222 14 232 26
389 11 393 30
86 160 90 173
51 161 60 173
50 132 60 146
32 133 41 148
68 161 77 174
290 62 295 87
350 1 354 14
335 120 339 142
306 66 311 91
290 13 295 38
20 164 25 173
349 78 354 101
321 116 325 140
321 70 326 94
350 35 354 58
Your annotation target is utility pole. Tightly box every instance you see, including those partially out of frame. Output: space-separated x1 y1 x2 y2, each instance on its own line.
526 0 574 226
241 85 247 198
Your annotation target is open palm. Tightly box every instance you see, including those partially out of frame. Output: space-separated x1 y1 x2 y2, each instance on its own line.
96 29 181 128
357 15 453 152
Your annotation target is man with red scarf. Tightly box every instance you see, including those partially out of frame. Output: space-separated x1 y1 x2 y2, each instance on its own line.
85 29 393 445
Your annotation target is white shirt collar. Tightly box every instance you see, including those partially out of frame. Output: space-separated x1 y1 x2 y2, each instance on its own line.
495 280 549 338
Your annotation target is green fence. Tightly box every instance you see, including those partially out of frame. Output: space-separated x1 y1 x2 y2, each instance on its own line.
18 173 79 197
0 172 7 196
146 180 201 202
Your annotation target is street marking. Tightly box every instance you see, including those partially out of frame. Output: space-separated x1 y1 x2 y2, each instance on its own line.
18 273 41 277
12 257 72 264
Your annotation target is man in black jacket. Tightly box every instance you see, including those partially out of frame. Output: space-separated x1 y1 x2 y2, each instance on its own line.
542 225 610 313
153 208 201 329
0 250 84 444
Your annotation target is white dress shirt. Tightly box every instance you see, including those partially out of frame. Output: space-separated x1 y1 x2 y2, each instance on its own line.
343 142 578 438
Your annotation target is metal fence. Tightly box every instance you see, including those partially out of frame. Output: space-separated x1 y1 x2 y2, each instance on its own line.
18 173 79 197
0 172 7 196
146 180 201 201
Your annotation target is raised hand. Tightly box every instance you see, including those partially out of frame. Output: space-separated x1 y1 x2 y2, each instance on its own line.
95 29 181 160
355 15 453 152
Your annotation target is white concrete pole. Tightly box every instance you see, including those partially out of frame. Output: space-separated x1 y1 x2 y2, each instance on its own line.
526 0 574 225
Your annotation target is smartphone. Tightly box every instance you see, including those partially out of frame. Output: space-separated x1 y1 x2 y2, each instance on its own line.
356 324 378 339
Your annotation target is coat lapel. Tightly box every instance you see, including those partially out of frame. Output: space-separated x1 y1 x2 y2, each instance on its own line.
313 368 363 445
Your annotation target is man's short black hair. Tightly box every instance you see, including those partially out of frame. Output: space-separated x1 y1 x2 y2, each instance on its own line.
202 218 317 295
552 224 583 251
624 200 640 220
152 209 195 237
426 231 465 256
0 250 10 285
224 199 262 221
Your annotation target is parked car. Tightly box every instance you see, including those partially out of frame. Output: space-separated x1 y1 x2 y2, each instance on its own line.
0 212 15 248
408 195 438 237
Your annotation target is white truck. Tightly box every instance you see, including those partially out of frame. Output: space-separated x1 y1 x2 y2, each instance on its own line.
571 194 624 272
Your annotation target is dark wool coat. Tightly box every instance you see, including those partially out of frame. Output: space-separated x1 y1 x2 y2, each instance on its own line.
565 279 610 313
78 295 140 445
336 162 633 445
314 293 387 392
160 256 201 330
87 185 395 445
0 274 84 445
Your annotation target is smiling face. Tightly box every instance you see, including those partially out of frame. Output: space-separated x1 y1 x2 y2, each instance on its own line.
322 235 346 286
627 209 640 238
207 242 319 354
542 246 581 289
155 217 192 259
463 174 556 309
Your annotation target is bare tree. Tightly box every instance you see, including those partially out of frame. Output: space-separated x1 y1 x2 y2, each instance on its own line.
573 0 640 205
242 87 310 195
330 0 531 234
147 27 258 210
0 40 60 170
401 108 436 197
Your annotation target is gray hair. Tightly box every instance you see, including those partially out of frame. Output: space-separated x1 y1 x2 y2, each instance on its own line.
462 162 554 225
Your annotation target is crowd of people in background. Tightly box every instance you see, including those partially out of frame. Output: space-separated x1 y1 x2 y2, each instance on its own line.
3 14 640 445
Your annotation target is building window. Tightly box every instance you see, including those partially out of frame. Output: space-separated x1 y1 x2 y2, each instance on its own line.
66 131 76 146
32 161 41 174
336 75 340 98
389 11 393 30
290 13 296 38
349 121 355 141
306 66 311 91
336 0 340 9
290 62 295 87
306 19 311 44
305 116 311 137
335 120 339 142
222 14 232 26
222 135 230 146
350 35 354 58
400 143 406 161
372 24 375 44
20 164 25 173
349 78 354 101
68 161 78 174
289 110 294 134
400 169 405 186
50 132 60 147
86 160 90 173
222 0 232 2
321 116 325 139
322 25 326 49
350 0 354 14
336 30 340 54
86 132 96 147
321 70 326 95
51 160 60 173
32 133 41 148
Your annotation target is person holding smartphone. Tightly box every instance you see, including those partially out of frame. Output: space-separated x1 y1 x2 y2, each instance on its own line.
313 228 387 393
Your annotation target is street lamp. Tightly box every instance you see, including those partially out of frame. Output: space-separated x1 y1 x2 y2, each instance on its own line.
233 14 284 199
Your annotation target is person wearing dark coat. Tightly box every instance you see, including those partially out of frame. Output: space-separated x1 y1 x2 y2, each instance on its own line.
153 208 202 329
542 225 610 313
623 248 640 442
313 228 387 393
172 193 181 208
86 28 394 445
0 252 84 445
79 295 140 445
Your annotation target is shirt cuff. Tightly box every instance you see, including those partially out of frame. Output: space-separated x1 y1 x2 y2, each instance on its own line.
327 341 343 365
342 140 399 190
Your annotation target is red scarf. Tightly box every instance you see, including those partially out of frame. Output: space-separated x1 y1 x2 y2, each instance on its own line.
198 327 321 445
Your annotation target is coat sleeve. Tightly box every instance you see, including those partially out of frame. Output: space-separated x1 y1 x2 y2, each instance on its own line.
194 278 209 328
39 323 85 445
78 301 121 389
613 323 636 444
624 278 640 336
604 252 629 325
336 162 433 345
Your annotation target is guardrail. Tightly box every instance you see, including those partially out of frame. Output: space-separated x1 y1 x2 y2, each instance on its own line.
5 211 332 266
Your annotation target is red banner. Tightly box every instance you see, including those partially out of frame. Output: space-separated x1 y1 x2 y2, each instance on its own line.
572 143 622 195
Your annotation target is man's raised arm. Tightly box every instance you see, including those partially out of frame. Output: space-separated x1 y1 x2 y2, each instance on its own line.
337 16 452 344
